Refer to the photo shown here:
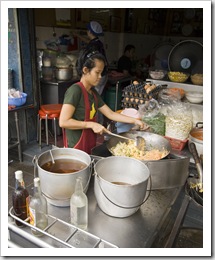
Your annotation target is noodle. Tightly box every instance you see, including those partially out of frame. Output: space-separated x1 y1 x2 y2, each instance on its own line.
110 140 168 161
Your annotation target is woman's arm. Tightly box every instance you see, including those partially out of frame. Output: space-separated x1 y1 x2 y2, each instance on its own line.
59 104 106 134
99 104 147 129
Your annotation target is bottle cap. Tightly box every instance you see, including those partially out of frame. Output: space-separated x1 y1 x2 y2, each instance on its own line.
15 170 23 180
34 177 40 187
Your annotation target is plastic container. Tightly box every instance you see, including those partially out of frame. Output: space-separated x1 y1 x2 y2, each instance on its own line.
165 136 188 151
168 71 190 83
8 93 27 106
185 91 203 104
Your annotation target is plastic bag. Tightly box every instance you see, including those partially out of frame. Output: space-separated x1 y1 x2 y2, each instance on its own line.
139 99 166 136
165 101 193 140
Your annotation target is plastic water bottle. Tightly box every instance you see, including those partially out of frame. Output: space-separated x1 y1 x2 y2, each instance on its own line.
70 177 88 230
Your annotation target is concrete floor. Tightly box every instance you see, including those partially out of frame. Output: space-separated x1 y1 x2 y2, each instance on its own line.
8 134 203 248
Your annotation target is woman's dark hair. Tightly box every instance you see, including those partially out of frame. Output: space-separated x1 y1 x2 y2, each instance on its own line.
124 44 135 53
76 48 107 77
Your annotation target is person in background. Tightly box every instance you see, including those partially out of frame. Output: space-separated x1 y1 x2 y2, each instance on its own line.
73 21 108 95
117 44 136 77
59 48 147 154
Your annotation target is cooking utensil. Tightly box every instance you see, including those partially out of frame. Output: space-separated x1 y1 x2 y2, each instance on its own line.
106 131 171 161
36 148 92 207
104 129 146 150
94 156 150 218
189 142 203 190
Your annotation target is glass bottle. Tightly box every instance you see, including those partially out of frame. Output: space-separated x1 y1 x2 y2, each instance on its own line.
12 170 30 226
70 177 88 230
29 177 48 236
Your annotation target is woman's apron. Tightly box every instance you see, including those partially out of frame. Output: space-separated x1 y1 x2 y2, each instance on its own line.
64 82 98 154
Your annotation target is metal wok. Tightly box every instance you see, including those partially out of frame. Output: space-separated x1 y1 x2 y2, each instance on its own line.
106 131 171 161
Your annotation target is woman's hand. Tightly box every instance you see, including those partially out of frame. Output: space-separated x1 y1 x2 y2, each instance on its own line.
90 122 106 135
133 119 149 131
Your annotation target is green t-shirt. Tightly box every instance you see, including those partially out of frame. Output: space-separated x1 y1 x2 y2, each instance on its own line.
63 83 105 147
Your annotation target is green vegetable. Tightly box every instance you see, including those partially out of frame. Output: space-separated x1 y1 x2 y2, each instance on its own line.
143 113 166 135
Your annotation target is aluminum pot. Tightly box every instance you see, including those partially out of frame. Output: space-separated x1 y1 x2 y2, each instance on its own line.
55 67 73 81
36 148 91 207
94 156 150 218
188 122 203 156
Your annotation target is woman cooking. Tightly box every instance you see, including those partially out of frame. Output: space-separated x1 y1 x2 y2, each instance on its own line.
59 48 147 154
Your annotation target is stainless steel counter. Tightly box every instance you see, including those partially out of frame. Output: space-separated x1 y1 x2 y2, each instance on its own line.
8 174 182 248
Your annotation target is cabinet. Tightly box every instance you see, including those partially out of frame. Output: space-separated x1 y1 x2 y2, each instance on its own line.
40 79 78 104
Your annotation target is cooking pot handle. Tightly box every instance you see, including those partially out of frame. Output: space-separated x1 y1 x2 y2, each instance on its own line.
94 173 152 209
32 155 39 178
196 122 203 128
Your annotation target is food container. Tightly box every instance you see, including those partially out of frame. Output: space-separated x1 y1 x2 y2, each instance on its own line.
188 122 203 156
8 92 27 106
149 69 167 80
55 67 73 81
165 136 188 151
191 74 203 85
168 71 190 83
185 91 203 104
94 156 150 218
35 148 92 207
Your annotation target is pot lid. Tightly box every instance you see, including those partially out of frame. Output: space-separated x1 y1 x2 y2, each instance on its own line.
168 40 203 74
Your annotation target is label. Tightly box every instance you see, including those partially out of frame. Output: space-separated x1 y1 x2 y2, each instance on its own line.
180 58 191 69
29 207 36 225
26 195 30 217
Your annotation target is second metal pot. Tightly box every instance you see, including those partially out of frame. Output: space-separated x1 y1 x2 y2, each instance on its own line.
55 67 73 81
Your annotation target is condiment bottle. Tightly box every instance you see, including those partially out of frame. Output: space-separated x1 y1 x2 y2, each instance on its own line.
12 170 30 226
70 177 88 230
29 177 48 236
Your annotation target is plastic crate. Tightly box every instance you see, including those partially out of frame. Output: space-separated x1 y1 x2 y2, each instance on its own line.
8 93 27 106
164 136 188 151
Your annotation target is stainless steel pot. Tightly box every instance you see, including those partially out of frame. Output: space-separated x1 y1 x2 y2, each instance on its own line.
94 156 150 218
106 131 171 160
188 122 203 156
35 148 91 207
55 67 73 81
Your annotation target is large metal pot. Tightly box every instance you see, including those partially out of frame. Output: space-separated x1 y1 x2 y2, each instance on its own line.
94 156 150 218
55 67 73 81
188 122 203 156
106 131 171 160
36 148 91 207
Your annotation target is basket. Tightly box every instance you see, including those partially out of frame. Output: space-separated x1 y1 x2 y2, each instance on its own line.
164 136 188 151
8 93 27 106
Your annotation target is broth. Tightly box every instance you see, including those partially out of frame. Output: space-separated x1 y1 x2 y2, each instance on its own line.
111 182 131 185
41 158 87 174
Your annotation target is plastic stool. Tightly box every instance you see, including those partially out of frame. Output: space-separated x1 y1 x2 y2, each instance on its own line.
37 105 62 147
40 104 62 115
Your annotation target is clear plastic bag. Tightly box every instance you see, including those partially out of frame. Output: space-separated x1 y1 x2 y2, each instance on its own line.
165 101 193 140
139 99 166 136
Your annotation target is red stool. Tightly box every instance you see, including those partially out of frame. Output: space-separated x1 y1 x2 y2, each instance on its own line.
37 104 62 147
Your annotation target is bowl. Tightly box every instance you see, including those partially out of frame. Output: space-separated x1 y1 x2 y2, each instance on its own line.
185 91 203 104
191 74 203 85
168 71 190 83
8 92 27 106
149 69 167 80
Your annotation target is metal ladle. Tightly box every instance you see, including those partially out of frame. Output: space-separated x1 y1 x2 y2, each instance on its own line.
104 129 146 150
50 150 55 164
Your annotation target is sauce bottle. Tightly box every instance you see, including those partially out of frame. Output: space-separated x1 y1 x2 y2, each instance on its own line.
12 170 30 226
70 177 88 230
29 177 48 236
